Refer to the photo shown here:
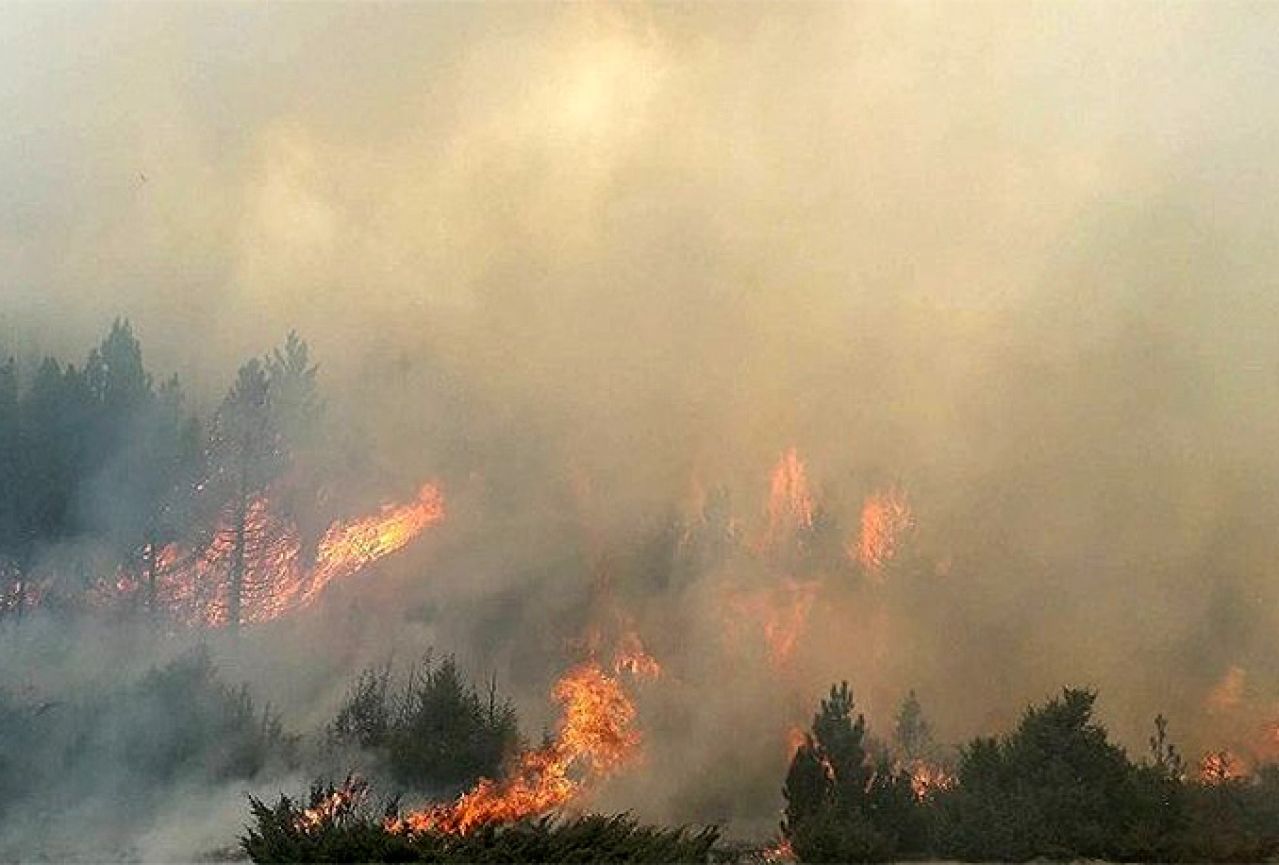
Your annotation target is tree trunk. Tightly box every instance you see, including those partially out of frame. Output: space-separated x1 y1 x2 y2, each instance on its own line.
227 428 251 632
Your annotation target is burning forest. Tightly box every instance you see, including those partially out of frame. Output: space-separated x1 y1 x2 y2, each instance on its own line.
7 2 1279 862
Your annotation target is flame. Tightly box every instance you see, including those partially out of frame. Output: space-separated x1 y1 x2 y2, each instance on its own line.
853 486 914 574
390 661 640 836
0 572 43 618
762 837 796 863
303 483 445 608
784 724 806 757
612 628 662 681
727 578 820 668
1198 749 1249 784
119 482 444 628
762 448 814 552
905 760 955 801
295 777 370 832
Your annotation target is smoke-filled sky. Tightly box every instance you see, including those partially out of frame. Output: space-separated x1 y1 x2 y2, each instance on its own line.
6 0 1279 839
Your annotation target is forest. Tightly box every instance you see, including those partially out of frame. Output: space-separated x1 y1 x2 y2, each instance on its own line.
0 319 323 627
10 2 1279 861
1 322 1278 863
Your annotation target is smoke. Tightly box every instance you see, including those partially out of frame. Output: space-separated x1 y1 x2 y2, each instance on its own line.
4 0 1279 852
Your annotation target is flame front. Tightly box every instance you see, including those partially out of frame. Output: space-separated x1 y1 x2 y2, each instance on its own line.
905 760 956 801
762 448 814 552
302 483 445 609
853 486 914 573
762 837 797 863
612 628 662 681
127 482 444 627
728 578 820 669
390 661 640 836
1198 749 1248 784
295 777 370 833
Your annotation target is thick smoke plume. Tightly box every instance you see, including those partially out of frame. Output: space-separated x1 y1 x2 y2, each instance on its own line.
4 0 1279 855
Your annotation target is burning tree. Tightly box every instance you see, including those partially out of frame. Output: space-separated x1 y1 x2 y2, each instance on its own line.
781 682 921 862
134 377 204 621
206 358 287 629
893 690 933 763
199 335 324 629
390 661 641 836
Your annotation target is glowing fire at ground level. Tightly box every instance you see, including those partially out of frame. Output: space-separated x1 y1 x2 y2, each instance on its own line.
390 660 641 836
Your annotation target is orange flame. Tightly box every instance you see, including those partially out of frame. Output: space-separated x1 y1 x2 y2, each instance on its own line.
762 448 814 552
905 760 955 801
728 579 820 668
295 777 370 832
121 482 444 628
612 628 662 681
390 661 640 836
1198 749 1248 784
303 483 445 608
853 486 914 574
762 837 796 863
784 725 807 758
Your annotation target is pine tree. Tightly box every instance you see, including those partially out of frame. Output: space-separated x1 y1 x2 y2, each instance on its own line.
894 689 934 763
782 682 872 837
138 375 203 621
1149 713 1184 780
265 331 322 457
209 359 281 630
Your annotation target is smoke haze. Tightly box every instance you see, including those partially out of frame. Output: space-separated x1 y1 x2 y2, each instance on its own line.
4 0 1279 853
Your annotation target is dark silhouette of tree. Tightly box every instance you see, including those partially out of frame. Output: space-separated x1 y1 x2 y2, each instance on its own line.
936 687 1148 861
1149 713 1184 780
15 357 94 611
265 331 322 457
76 321 203 622
327 654 519 794
84 319 152 425
783 682 923 862
137 376 203 620
208 359 282 630
264 332 324 547
782 682 872 837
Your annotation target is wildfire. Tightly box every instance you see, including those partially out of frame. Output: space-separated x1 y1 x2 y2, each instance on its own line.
612 628 662 681
126 482 445 628
762 448 814 551
302 482 445 608
295 777 370 832
785 725 807 757
853 486 913 574
906 760 955 801
762 837 796 863
728 579 820 668
1198 750 1249 785
390 661 640 836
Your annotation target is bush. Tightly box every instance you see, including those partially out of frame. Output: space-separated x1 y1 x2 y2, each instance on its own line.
327 653 519 794
117 647 298 782
933 688 1146 861
242 780 720 864
787 806 895 864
